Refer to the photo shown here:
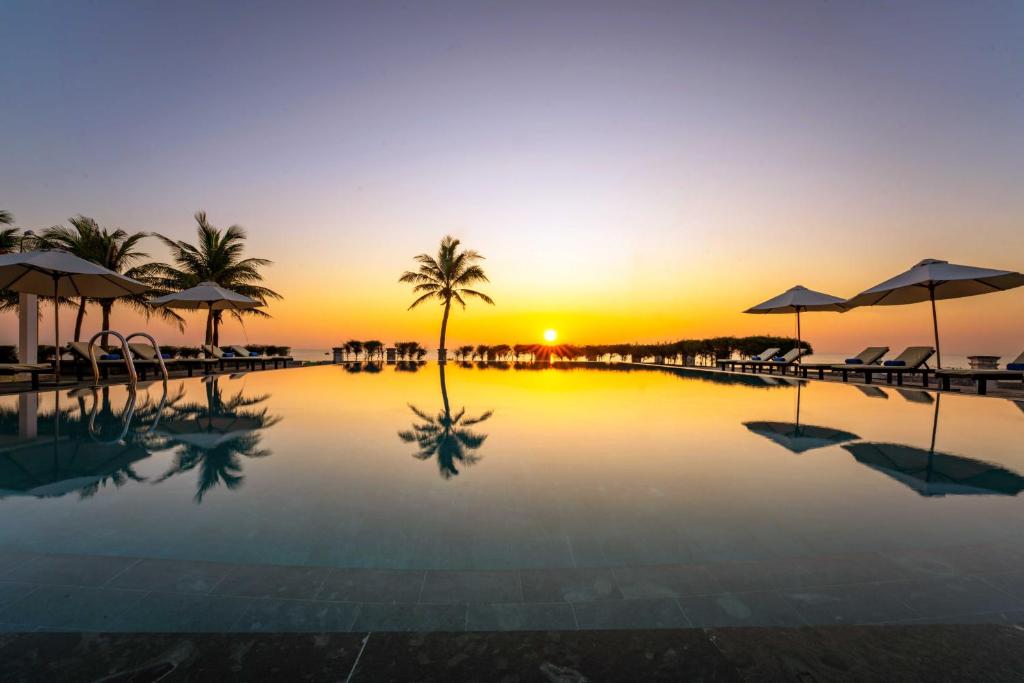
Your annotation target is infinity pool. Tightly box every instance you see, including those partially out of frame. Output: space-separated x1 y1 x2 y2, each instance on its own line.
0 363 1022 631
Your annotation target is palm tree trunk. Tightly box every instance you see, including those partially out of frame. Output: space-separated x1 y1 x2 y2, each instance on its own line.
205 309 214 346
439 298 451 356
100 301 112 346
74 298 87 341
212 311 221 347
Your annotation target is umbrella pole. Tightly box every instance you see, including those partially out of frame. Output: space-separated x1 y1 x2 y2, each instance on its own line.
929 287 941 369
53 275 61 383
795 307 802 364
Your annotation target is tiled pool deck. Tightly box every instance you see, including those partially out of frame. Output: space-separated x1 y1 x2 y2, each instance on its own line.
2 542 1022 633
3 626 1024 681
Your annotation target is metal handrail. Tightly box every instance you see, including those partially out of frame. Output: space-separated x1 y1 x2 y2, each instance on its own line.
125 331 169 382
87 330 137 385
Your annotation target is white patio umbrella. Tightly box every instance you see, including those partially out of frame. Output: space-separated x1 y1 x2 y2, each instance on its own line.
149 282 261 345
844 259 1024 368
744 285 846 363
0 250 150 381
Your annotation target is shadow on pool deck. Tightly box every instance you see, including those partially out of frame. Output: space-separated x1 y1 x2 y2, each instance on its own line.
2 625 1023 681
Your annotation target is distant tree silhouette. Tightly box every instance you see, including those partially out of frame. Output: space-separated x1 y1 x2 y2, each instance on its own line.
364 340 383 361
345 340 363 361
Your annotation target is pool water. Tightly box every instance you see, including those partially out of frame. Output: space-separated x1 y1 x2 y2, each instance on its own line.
1 362 1022 631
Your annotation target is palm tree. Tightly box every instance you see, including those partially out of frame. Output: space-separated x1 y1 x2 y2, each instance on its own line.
152 211 281 345
0 211 21 314
397 364 493 479
364 340 383 361
345 340 363 362
39 216 97 338
40 216 184 343
399 235 494 359
0 210 17 253
455 345 473 361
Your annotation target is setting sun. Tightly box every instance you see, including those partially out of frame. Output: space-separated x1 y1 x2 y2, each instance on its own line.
543 329 557 343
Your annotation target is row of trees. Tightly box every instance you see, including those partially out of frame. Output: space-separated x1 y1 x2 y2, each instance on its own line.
337 340 428 361
335 335 809 365
0 209 280 345
447 336 811 365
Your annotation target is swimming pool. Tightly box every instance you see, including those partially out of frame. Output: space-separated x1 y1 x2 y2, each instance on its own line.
0 363 1022 631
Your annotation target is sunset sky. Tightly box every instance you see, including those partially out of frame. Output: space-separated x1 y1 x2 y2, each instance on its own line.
2 1 1022 355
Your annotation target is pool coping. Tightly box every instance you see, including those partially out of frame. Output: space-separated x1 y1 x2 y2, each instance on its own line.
2 624 1024 681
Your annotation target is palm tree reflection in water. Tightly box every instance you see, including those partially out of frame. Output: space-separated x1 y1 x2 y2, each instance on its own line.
398 363 493 479
153 378 280 502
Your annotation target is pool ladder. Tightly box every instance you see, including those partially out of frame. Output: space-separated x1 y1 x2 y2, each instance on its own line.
86 330 169 386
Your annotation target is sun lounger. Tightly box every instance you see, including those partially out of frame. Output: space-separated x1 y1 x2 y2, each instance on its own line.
716 348 780 372
798 347 889 380
129 343 218 378
66 341 167 381
226 345 291 369
228 345 292 369
203 345 258 371
833 346 935 387
747 348 806 375
736 349 802 375
0 363 52 389
936 352 1024 395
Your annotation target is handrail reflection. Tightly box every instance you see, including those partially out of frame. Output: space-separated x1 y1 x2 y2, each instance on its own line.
0 386 165 499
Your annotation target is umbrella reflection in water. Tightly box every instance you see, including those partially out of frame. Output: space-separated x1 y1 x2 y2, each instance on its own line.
744 382 860 454
152 377 280 502
843 394 1024 497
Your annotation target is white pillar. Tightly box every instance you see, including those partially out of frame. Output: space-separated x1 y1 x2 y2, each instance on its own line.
18 393 37 438
18 293 38 364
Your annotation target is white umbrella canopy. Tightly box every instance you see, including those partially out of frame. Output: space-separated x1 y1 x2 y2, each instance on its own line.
844 259 1024 368
149 282 261 345
0 250 150 381
0 249 150 298
148 282 260 311
744 285 847 363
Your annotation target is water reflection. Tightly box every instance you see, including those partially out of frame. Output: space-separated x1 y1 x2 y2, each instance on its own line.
744 383 860 453
742 384 1024 496
0 386 173 499
842 394 1024 497
398 363 493 479
153 378 281 502
854 385 889 399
